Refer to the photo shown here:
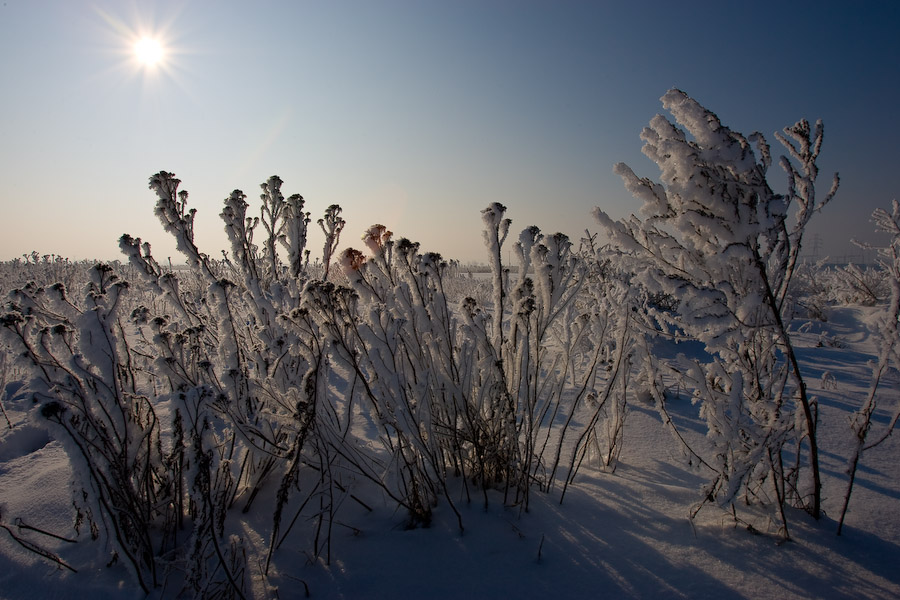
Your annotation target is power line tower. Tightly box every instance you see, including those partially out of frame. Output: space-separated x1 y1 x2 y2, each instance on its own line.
811 233 823 261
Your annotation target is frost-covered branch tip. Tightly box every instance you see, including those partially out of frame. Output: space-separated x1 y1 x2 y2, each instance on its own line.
148 171 214 279
319 204 345 281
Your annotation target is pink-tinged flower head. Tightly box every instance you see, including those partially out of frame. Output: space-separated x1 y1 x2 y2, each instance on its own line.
341 247 367 272
363 224 393 255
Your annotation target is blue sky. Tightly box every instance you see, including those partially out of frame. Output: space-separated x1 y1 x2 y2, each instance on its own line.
1 0 897 264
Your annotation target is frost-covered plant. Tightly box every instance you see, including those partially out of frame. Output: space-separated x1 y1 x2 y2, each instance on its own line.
0 171 328 596
1 266 169 593
0 348 16 430
312 206 633 519
569 237 636 476
322 230 473 525
319 204 345 281
0 255 109 302
469 207 635 507
791 258 834 321
595 89 838 532
481 203 512 351
136 172 323 591
837 200 900 534
833 262 889 306
2 168 637 594
256 175 312 281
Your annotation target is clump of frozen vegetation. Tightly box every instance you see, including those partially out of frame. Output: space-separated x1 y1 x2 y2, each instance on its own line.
3 89 899 596
594 89 838 535
1 166 632 595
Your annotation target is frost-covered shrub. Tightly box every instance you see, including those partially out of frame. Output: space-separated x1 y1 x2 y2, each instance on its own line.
833 262 889 305
0 168 625 595
0 255 136 302
0 172 324 596
284 204 635 523
126 172 321 593
791 258 835 320
596 89 838 533
0 253 82 292
790 258 889 316
0 166 636 592
1 266 169 592
467 206 635 504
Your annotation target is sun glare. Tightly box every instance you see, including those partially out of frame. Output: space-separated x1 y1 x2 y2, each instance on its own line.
134 37 164 67
93 6 189 91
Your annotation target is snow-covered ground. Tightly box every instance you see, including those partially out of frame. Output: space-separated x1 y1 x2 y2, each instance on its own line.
1 304 898 599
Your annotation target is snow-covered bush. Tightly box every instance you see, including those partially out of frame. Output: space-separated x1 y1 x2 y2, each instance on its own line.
467 207 635 505
0 172 322 596
595 89 838 534
2 169 636 594
1 266 169 593
124 172 321 594
791 258 835 320
326 208 634 518
833 262 889 306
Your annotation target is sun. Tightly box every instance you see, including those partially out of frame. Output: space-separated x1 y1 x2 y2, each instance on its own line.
134 37 164 67
93 7 187 88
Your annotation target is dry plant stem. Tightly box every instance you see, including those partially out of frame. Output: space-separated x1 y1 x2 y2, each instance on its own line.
0 395 11 429
862 411 900 451
204 491 247 600
657 399 716 473
769 450 790 540
559 314 631 503
837 357 889 535
55 414 152 593
754 249 821 519
0 520 78 574
14 518 78 544
545 342 603 493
